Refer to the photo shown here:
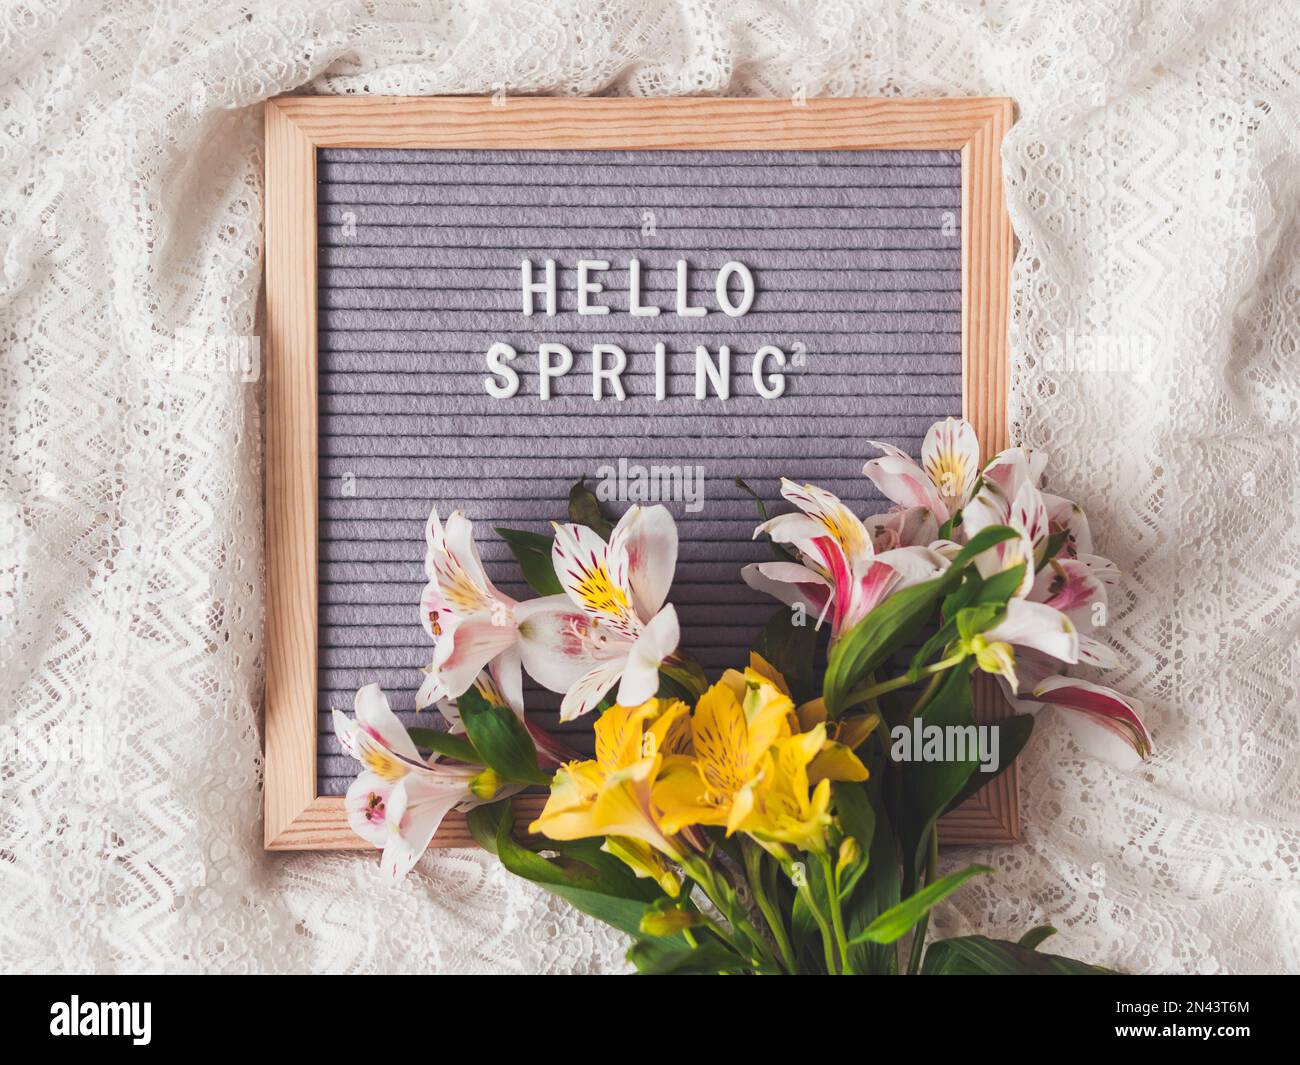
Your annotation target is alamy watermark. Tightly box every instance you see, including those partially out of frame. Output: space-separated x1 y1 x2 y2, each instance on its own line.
890 717 1001 773
594 457 705 514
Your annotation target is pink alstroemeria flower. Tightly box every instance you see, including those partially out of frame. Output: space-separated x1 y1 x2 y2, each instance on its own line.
516 504 681 722
417 508 522 712
335 684 519 879
742 479 948 639
862 417 982 526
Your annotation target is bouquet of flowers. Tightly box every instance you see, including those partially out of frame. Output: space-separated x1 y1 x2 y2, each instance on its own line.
335 418 1152 974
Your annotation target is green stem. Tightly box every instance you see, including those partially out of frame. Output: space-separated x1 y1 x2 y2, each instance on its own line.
681 856 779 972
841 651 966 712
786 859 838 974
819 851 854 975
742 841 797 974
906 828 940 975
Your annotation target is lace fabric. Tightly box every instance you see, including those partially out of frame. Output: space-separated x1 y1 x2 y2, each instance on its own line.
1 0 1297 974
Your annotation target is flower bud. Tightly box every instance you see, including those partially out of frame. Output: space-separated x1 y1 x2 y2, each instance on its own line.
468 767 504 800
639 908 700 937
970 635 1017 689
836 836 860 880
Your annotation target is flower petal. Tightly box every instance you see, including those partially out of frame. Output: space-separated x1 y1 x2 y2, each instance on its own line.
560 660 629 722
1032 675 1153 766
774 478 875 569
354 683 422 763
344 771 392 848
740 561 832 622
864 506 938 551
425 508 510 616
428 611 519 698
551 520 641 637
920 417 981 513
614 504 678 623
863 449 949 524
616 604 680 707
380 773 475 880
516 594 625 694
986 599 1079 664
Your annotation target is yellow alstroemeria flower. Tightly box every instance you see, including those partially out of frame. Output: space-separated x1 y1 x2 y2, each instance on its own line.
529 698 689 862
653 666 869 852
653 673 796 836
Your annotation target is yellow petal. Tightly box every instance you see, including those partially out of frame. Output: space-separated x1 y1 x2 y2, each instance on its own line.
652 758 727 834
808 742 869 787
837 712 881 750
796 697 828 731
746 652 791 695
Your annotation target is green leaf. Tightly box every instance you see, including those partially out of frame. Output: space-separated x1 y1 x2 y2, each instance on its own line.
756 607 821 703
1038 530 1069 570
457 687 550 786
956 603 1003 642
831 780 875 899
908 561 1027 675
942 713 1034 813
483 799 670 939
1018 925 1059 950
844 745 901 975
922 935 1117 975
465 800 506 854
406 726 480 764
851 864 992 944
568 478 614 539
494 527 563 596
823 530 1019 715
628 937 750 974
899 662 979 889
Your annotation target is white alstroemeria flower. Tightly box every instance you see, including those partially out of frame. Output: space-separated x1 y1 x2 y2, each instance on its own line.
862 417 982 525
416 508 522 711
742 479 949 639
336 683 517 878
1007 674 1154 769
516 504 681 722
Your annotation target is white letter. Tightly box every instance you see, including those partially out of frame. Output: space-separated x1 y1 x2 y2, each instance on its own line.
715 260 755 317
752 345 786 399
50 1002 70 1037
520 258 556 317
591 343 627 400
484 342 520 398
134 1002 152 1047
695 344 731 400
676 260 706 317
629 258 660 317
537 343 573 400
654 342 667 400
577 259 610 315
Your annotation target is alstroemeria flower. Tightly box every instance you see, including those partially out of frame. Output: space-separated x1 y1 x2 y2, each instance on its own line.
417 508 521 711
336 683 517 878
529 698 690 865
653 669 867 855
970 446 1093 559
1011 675 1154 769
864 505 938 552
516 504 681 721
742 479 948 638
1030 555 1119 669
862 417 981 525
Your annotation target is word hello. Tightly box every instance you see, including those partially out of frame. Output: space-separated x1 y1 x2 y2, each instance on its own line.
483 258 789 401
595 457 705 513
890 717 1001 773
49 996 152 1045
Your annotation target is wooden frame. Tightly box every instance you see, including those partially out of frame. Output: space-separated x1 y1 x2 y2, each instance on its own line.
264 96 1016 851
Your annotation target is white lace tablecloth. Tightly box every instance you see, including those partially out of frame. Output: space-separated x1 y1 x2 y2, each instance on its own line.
2 0 1297 974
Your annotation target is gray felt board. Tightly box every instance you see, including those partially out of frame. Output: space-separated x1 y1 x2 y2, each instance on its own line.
316 146 962 794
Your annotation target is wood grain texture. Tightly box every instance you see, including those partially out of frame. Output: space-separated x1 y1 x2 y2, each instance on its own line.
264 102 321 848
263 95 1018 851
